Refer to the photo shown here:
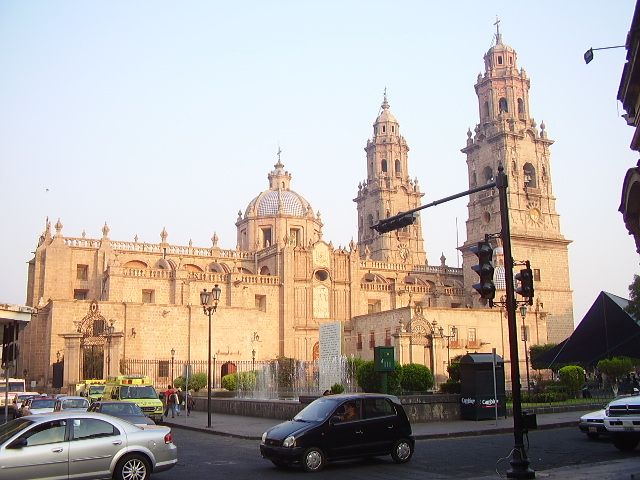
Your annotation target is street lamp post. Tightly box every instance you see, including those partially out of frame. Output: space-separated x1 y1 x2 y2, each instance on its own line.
252 348 256 372
519 306 531 395
104 321 115 378
170 348 175 384
439 326 458 366
200 284 221 429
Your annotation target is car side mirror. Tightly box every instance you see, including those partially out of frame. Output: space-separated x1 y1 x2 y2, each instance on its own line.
329 415 341 425
7 438 28 449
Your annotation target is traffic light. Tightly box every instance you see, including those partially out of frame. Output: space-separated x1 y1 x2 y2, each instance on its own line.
371 213 416 234
516 261 534 305
470 240 495 301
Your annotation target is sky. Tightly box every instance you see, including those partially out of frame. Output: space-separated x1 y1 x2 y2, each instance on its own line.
0 1 638 326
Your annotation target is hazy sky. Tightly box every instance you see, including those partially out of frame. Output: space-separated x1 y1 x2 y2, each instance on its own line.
0 1 637 326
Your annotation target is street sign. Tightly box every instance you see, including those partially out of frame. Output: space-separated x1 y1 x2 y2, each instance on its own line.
374 346 395 372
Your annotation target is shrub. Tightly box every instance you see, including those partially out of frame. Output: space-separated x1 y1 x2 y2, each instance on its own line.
597 357 635 385
447 356 462 382
221 371 256 392
330 383 344 394
558 365 585 398
400 363 434 392
173 372 207 392
439 380 461 394
355 360 402 395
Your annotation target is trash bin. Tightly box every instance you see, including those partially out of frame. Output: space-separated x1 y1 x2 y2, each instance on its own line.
459 352 506 420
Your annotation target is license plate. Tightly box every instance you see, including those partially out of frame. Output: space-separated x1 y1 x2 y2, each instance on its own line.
589 426 598 432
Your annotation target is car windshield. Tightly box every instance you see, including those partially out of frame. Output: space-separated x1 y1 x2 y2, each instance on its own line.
88 386 105 395
120 386 157 399
294 397 339 422
103 403 141 415
31 399 56 409
0 418 33 444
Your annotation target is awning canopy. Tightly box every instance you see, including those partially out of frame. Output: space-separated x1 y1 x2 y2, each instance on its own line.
536 292 640 368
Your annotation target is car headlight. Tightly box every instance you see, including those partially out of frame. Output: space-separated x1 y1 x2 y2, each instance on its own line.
283 435 296 448
605 408 610 416
261 432 267 443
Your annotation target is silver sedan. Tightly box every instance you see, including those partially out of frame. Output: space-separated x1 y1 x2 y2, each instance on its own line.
0 411 177 480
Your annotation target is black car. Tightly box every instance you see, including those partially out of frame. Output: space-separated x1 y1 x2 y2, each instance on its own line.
260 393 414 472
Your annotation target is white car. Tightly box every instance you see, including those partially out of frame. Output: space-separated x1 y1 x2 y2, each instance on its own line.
53 396 90 413
18 397 57 416
604 394 640 451
578 409 607 439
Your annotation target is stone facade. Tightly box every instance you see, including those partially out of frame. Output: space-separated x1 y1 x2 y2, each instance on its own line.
18 30 572 392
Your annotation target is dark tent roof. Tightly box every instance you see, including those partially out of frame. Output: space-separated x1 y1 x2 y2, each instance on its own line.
537 291 640 368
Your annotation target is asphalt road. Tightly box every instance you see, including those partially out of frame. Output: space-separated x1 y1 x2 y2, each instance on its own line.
152 426 640 479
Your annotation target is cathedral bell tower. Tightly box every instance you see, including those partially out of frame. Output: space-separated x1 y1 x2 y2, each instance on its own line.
354 93 427 265
460 25 574 343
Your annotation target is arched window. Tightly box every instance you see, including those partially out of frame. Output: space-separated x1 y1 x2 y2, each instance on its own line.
484 101 489 120
381 160 388 173
523 163 537 188
395 160 401 176
517 98 524 116
498 98 508 113
472 172 477 186
382 125 386 133
483 166 494 184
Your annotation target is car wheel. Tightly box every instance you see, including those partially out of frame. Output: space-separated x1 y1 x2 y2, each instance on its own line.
114 453 151 480
586 432 599 440
271 459 290 469
391 438 414 463
613 434 640 452
302 447 325 472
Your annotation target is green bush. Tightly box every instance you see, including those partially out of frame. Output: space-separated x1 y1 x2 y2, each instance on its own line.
439 380 461 394
173 372 207 392
447 356 462 382
558 365 585 398
221 371 256 392
400 363 434 392
330 383 344 394
355 360 402 395
597 357 635 385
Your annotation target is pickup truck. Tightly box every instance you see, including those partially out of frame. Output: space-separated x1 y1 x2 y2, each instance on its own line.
603 394 640 451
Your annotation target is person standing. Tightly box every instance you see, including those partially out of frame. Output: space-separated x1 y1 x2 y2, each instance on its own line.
164 384 178 418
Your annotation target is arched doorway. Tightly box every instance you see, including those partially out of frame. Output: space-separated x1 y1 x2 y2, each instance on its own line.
74 301 112 379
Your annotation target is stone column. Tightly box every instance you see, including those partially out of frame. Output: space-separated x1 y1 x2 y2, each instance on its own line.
60 332 83 392
104 332 125 378
394 331 411 365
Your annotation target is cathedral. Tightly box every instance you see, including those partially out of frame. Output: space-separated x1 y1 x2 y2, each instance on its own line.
19 29 573 391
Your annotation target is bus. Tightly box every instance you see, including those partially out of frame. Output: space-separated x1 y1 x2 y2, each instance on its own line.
0 377 27 408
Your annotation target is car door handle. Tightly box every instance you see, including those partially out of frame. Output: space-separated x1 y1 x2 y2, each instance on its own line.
355 429 363 434
51 447 63 453
387 425 395 429
112 440 123 445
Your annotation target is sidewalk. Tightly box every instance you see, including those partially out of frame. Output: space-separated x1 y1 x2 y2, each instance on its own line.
163 408 640 479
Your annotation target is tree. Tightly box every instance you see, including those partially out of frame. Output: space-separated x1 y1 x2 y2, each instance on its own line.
530 344 558 370
558 365 585 398
597 357 634 388
625 274 640 318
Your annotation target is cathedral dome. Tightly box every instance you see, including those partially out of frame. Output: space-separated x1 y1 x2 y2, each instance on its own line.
247 189 311 217
243 158 313 218
374 93 398 125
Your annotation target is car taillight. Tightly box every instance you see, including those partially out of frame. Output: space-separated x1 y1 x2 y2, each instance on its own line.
164 432 173 444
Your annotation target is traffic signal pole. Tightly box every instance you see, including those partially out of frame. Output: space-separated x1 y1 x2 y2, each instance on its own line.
497 167 534 479
371 165 534 478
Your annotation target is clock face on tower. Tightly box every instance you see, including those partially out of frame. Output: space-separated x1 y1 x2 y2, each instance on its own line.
398 244 410 263
528 208 541 224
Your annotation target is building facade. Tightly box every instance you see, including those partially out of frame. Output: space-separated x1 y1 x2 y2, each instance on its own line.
18 30 571 392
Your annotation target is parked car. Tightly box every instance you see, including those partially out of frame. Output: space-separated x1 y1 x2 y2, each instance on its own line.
8 392 40 419
578 409 607 439
260 393 414 472
604 393 640 451
0 411 177 480
53 396 90 413
88 400 156 426
18 397 57 416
